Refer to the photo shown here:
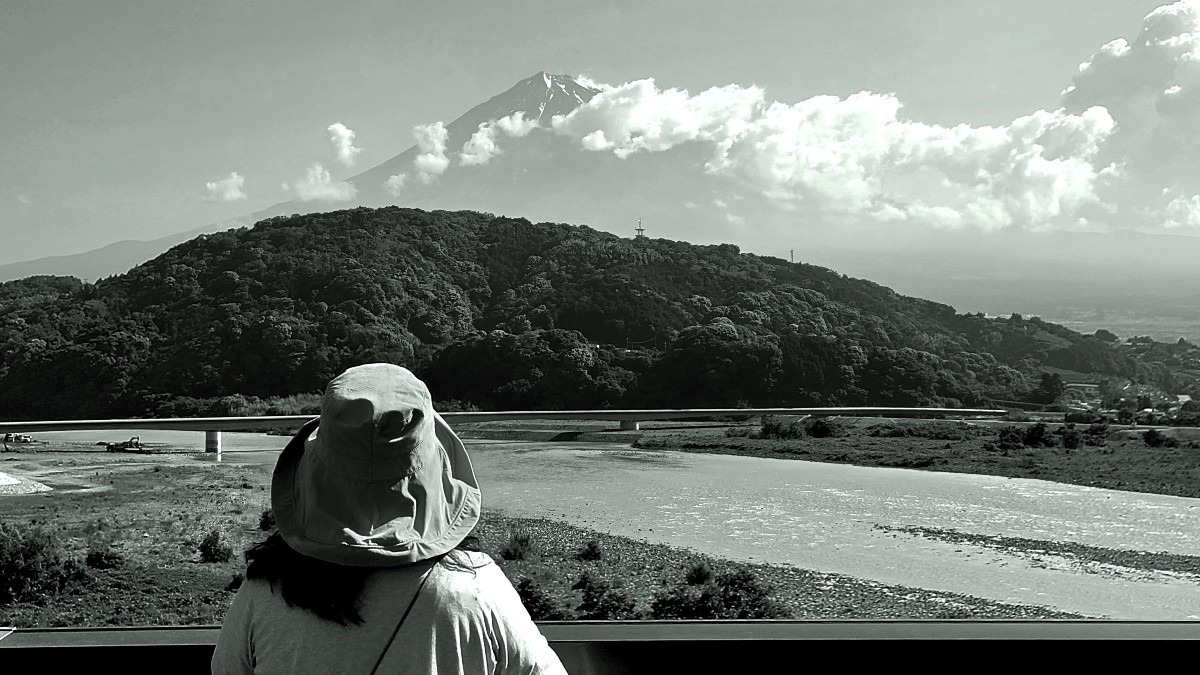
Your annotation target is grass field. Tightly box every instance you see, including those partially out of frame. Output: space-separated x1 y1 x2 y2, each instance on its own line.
631 418 1200 499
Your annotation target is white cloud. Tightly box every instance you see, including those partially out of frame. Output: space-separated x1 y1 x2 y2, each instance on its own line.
413 121 450 183
550 77 1118 231
496 111 539 138
293 163 357 202
204 172 247 202
327 123 363 168
460 123 500 166
1061 1 1200 165
1144 188 1200 230
551 79 762 159
385 173 407 197
16 194 30 204
459 112 542 167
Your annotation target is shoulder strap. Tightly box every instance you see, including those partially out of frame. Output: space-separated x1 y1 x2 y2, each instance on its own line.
367 562 436 675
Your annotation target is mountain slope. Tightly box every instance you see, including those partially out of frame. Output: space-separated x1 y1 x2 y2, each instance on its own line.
5 69 1200 336
0 207 1187 420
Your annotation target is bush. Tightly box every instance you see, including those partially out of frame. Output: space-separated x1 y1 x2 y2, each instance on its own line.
1022 422 1056 448
85 543 125 570
1143 429 1179 448
198 529 235 563
572 571 640 620
1060 429 1082 450
226 573 244 592
804 417 839 438
259 509 276 531
1084 420 1108 441
757 415 807 440
0 522 87 605
515 578 573 620
684 559 713 585
500 530 536 561
865 422 977 441
575 539 603 561
996 426 1025 451
650 564 789 620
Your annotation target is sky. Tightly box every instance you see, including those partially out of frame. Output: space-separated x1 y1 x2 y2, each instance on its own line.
0 0 1185 264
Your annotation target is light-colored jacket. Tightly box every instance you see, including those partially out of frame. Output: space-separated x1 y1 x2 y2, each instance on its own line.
211 552 567 674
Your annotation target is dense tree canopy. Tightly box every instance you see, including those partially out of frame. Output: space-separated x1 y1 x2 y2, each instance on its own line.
0 207 1189 419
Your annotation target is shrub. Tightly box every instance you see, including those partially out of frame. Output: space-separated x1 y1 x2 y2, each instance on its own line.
0 522 87 605
572 571 640 620
259 509 276 531
1022 422 1056 448
226 573 244 592
996 426 1025 451
865 422 977 441
650 564 788 620
198 528 235 563
710 568 790 619
1143 429 1179 448
684 559 713 585
515 578 574 620
805 418 838 438
85 543 125 570
757 415 806 440
1060 429 1082 450
575 539 603 561
724 426 753 438
650 582 720 619
500 530 536 561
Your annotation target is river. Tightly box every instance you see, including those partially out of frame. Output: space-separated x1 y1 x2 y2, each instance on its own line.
28 429 1200 619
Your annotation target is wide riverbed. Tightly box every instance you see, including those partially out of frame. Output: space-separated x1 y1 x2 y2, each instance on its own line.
28 430 1200 618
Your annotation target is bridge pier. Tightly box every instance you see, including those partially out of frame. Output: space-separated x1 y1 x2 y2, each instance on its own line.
205 430 222 461
619 420 640 431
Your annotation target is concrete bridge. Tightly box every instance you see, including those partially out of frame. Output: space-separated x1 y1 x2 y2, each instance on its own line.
0 407 1006 459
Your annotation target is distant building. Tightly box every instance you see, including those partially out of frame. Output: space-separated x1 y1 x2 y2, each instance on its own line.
1063 383 1101 395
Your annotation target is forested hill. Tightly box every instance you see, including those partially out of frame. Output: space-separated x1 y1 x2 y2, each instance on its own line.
0 207 1184 420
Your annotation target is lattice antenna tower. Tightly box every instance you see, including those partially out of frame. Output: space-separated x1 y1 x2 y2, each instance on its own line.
634 219 646 239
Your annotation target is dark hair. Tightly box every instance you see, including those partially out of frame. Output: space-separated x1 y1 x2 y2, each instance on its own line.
245 531 484 626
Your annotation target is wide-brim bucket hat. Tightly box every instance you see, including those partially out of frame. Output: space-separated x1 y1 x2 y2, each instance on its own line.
272 363 481 566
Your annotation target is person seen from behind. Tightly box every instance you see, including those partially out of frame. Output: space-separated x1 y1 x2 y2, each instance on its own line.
212 363 567 674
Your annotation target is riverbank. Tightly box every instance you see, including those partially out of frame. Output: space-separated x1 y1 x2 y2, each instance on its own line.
0 452 1082 627
615 418 1200 500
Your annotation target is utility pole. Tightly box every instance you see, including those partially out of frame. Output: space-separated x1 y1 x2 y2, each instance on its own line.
790 249 794 264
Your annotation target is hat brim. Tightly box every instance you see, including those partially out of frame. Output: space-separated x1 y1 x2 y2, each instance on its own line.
271 414 482 567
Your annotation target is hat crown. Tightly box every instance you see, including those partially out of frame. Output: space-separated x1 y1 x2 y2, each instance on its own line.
317 365 432 478
271 363 482 566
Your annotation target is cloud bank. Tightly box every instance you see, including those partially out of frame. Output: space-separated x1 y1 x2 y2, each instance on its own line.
327 123 363 167
546 78 1120 231
204 172 247 202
